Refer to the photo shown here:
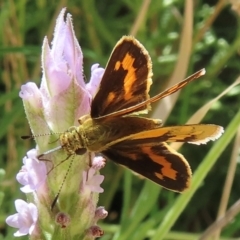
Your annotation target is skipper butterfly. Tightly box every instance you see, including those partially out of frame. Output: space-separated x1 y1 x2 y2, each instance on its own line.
43 36 224 192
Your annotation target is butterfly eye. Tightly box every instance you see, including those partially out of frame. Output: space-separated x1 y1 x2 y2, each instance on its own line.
75 148 87 155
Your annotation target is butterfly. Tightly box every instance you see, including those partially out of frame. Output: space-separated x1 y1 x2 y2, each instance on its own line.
51 36 224 192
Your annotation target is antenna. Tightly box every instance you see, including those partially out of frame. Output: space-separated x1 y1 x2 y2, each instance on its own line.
21 130 74 210
51 154 75 210
21 129 87 210
21 131 64 140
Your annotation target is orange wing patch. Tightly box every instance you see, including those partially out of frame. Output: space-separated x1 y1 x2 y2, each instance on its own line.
141 145 178 180
114 53 137 101
105 92 116 104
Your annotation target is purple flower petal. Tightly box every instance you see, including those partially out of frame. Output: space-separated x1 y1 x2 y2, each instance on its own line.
41 37 70 98
16 149 47 193
41 9 85 98
82 168 104 193
6 199 38 237
19 82 42 109
86 64 105 97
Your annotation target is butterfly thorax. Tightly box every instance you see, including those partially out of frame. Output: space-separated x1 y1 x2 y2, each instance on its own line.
59 117 113 155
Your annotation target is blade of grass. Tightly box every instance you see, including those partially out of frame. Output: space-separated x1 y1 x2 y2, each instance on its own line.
199 198 240 240
0 101 23 139
207 31 240 77
193 0 227 45
131 200 172 240
112 170 132 240
152 0 193 122
213 127 240 239
116 180 161 240
120 170 132 227
129 0 151 36
103 168 124 210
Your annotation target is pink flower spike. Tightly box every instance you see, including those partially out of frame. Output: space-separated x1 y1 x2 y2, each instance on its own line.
86 64 105 97
40 9 92 131
16 149 47 193
82 168 104 193
6 199 38 237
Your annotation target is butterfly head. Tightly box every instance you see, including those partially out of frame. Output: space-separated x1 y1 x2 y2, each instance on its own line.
59 126 87 155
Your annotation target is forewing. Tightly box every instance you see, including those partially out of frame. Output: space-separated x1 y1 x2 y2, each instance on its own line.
91 36 152 118
93 69 205 120
123 124 224 145
102 143 191 192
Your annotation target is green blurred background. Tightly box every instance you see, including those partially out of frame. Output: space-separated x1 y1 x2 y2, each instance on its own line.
0 0 240 239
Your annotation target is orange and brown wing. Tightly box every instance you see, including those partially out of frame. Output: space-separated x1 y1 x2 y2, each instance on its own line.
91 36 152 118
102 123 224 150
102 124 223 191
124 124 224 145
102 142 191 192
94 69 205 120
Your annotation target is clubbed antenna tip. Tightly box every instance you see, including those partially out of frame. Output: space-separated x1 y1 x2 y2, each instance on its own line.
51 194 59 210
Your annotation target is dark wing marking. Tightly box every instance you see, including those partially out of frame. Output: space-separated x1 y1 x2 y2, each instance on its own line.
91 36 152 118
102 143 191 192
